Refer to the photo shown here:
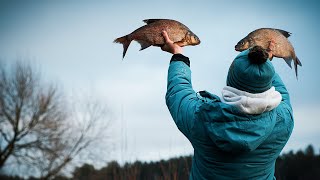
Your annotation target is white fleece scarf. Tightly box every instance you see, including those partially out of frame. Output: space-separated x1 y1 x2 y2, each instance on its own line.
221 86 282 115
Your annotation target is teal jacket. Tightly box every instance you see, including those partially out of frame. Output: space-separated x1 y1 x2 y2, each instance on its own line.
166 55 294 180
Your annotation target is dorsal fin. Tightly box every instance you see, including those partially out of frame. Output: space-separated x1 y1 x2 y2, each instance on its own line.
274 29 291 38
143 19 166 24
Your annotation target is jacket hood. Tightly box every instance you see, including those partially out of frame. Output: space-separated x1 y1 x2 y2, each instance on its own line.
196 91 278 153
222 86 281 114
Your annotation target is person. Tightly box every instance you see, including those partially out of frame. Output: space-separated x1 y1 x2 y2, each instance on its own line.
161 31 294 180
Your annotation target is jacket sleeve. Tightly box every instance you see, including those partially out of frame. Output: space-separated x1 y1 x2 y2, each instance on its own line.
272 73 292 109
165 54 199 139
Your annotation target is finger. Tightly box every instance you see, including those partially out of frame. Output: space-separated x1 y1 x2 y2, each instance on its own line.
267 41 275 52
161 31 172 43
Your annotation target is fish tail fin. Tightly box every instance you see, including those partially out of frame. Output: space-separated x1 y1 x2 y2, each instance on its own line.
294 56 302 80
296 56 302 66
114 35 131 59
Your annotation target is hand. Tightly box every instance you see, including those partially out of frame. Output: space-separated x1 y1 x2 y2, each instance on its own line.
161 31 183 54
267 40 276 59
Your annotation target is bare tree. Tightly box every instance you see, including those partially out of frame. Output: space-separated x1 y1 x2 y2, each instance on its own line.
0 61 112 179
40 92 113 179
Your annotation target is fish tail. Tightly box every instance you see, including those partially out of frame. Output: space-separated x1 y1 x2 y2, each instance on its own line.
294 56 302 79
296 56 302 66
114 35 131 59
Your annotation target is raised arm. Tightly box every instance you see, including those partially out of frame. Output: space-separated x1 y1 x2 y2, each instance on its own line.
266 41 292 109
161 31 199 139
166 55 198 139
272 73 291 109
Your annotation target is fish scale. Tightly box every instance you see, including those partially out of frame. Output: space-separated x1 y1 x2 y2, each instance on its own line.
114 19 200 59
235 28 302 79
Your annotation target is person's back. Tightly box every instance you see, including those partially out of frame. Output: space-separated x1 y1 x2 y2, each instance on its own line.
188 76 293 179
161 33 294 179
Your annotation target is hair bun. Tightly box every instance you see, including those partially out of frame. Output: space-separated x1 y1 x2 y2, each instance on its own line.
248 46 269 64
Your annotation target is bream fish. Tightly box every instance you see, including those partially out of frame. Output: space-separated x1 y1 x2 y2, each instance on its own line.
114 19 200 58
235 28 302 78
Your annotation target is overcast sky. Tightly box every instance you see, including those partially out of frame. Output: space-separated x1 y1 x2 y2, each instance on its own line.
1 0 320 166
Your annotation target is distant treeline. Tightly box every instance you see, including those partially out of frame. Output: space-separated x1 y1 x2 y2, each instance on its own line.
1 145 319 180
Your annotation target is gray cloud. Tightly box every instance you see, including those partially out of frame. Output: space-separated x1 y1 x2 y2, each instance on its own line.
0 0 319 165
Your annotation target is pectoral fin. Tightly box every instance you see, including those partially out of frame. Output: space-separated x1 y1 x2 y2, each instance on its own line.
175 41 187 47
284 58 293 69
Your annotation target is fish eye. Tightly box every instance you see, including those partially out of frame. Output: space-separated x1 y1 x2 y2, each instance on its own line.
240 41 245 45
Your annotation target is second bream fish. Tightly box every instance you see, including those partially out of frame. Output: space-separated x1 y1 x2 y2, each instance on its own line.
235 28 302 78
114 19 200 58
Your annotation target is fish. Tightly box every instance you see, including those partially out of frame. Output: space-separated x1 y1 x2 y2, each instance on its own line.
235 28 302 78
114 19 201 58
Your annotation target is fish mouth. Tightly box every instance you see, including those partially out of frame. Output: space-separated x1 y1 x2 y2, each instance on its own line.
234 46 242 52
191 35 200 45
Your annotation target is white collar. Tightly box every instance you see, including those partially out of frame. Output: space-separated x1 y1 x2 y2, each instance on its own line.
221 86 282 115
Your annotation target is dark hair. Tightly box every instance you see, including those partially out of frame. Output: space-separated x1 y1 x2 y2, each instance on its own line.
248 46 269 64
